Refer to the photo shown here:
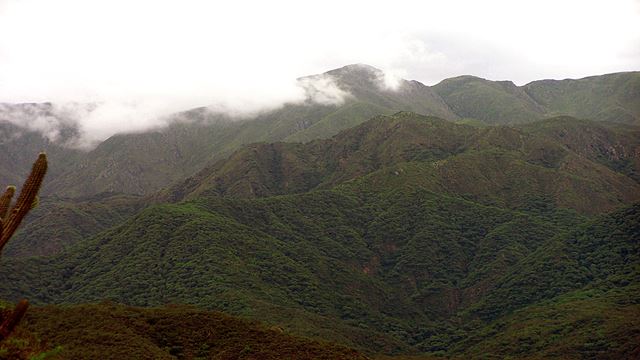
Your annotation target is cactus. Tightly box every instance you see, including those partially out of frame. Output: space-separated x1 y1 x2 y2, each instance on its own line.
0 153 47 342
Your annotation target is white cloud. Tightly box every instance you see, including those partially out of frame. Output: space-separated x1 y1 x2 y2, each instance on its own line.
298 75 352 106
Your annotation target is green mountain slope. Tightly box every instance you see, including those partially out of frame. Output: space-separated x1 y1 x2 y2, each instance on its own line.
0 187 572 353
3 183 638 357
285 64 458 142
8 113 640 260
432 71 640 126
162 113 639 214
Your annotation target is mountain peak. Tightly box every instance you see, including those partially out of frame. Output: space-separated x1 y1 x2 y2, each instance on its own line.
322 63 389 87
325 63 383 76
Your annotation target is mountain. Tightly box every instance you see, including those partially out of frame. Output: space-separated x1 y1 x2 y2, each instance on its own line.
2 67 638 200
1 113 639 358
284 64 459 142
455 202 640 358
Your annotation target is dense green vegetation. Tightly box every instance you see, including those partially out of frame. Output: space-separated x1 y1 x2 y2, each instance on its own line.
1 109 639 358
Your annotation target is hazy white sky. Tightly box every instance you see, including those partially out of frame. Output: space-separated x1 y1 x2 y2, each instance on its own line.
0 0 639 144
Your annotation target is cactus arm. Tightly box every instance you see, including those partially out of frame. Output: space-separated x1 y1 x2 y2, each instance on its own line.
0 186 15 220
0 153 47 254
0 299 29 342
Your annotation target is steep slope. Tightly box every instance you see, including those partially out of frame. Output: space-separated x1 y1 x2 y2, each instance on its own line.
3 181 638 357
0 187 577 353
5 65 458 198
431 71 640 125
8 113 640 259
285 64 458 142
160 112 475 201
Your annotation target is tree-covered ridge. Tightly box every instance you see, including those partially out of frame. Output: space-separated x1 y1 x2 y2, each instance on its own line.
161 113 639 214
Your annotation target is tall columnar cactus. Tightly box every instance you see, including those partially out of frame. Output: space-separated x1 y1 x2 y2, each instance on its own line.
0 153 47 342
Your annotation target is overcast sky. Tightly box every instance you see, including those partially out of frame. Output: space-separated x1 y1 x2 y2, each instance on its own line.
0 0 639 145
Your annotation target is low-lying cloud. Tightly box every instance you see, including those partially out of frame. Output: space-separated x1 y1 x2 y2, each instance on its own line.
298 75 353 106
0 74 361 148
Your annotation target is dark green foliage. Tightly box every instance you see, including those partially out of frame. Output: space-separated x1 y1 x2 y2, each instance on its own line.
453 204 640 358
519 116 640 182
162 113 639 216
